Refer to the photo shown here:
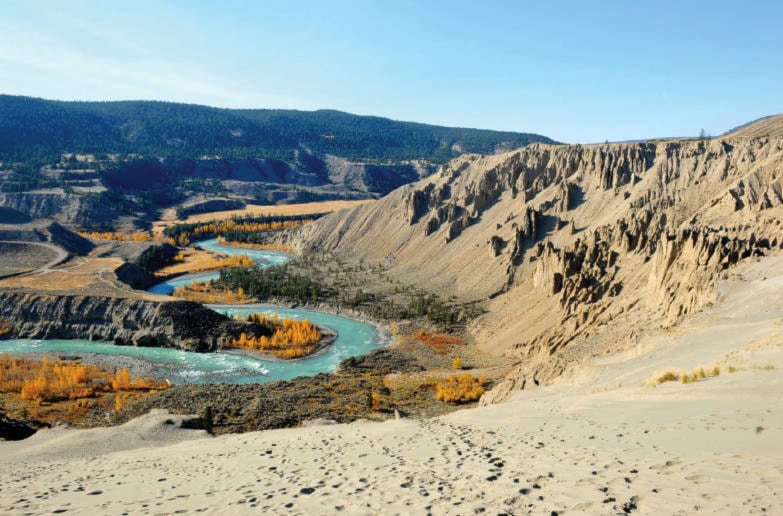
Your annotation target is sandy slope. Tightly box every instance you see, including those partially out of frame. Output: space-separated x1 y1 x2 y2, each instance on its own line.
2 257 782 515
725 114 783 138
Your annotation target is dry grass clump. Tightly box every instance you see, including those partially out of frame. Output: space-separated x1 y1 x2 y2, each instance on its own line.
651 363 778 385
435 374 485 404
725 363 775 374
370 392 382 411
647 370 680 385
645 364 722 387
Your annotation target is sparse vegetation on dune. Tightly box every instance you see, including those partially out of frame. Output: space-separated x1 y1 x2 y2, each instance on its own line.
645 365 721 386
644 362 775 387
644 364 774 387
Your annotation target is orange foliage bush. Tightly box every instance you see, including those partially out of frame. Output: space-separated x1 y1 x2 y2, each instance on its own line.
0 353 170 404
229 313 322 359
406 332 467 355
435 374 485 404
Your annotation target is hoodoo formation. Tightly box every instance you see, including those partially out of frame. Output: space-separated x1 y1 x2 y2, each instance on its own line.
288 131 783 400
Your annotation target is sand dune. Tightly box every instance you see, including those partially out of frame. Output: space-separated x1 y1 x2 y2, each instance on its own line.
2 255 781 514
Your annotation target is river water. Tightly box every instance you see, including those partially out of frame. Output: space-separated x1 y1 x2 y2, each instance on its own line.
147 238 292 295
0 238 381 384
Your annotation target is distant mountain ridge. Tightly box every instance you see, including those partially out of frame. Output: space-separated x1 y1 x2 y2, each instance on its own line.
0 95 556 163
0 95 557 227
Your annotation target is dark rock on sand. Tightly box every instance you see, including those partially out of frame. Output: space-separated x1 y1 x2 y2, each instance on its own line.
0 411 49 441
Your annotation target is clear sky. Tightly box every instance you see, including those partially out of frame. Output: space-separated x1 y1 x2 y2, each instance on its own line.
1 0 781 143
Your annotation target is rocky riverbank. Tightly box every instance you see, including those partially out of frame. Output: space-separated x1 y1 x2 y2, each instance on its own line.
113 348 473 434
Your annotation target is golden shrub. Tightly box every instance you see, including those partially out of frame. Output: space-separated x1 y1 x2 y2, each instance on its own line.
435 374 485 404
0 355 169 403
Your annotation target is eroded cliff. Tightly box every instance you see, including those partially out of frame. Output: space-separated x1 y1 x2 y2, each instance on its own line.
288 135 783 401
0 293 246 351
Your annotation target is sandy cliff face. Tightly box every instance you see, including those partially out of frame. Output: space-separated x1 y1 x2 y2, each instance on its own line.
0 293 245 351
289 135 783 400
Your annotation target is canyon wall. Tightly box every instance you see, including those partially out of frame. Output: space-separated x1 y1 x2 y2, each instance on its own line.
288 136 783 401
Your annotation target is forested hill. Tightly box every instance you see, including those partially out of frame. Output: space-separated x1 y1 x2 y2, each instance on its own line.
0 95 557 163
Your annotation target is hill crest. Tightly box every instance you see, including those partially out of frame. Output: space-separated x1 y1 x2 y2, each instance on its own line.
722 113 783 138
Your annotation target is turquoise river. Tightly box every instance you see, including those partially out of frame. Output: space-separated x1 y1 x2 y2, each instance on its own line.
0 238 382 384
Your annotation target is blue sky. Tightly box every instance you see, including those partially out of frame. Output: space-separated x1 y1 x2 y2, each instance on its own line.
1 0 781 143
